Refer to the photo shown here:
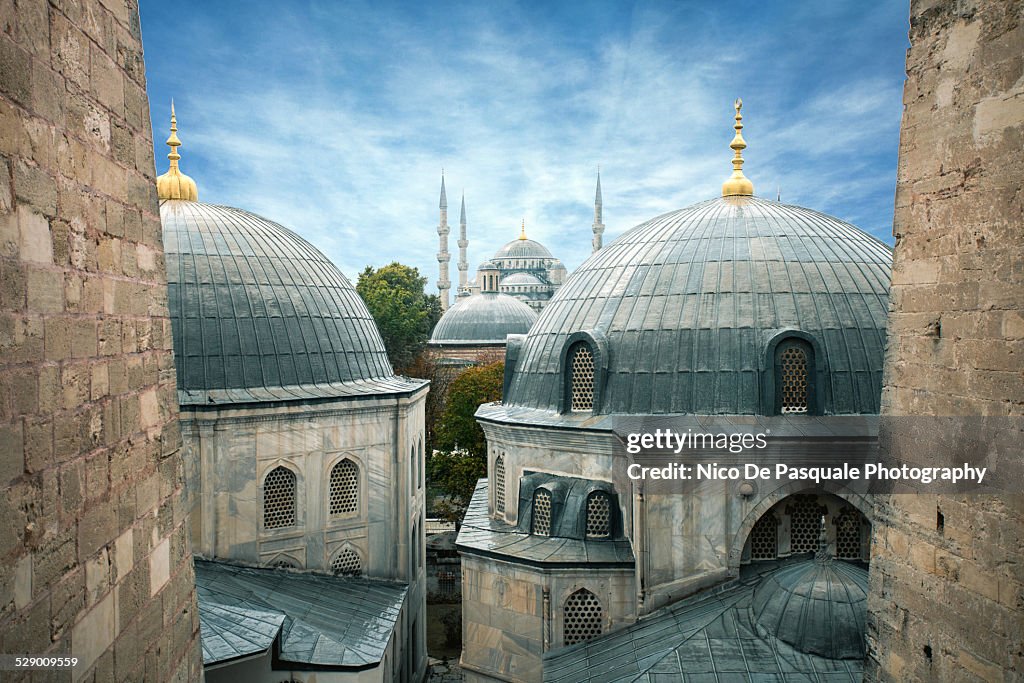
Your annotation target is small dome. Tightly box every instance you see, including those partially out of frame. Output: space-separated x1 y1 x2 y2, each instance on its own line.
430 293 537 345
751 558 868 659
161 200 410 404
493 238 553 260
500 272 544 286
504 196 892 415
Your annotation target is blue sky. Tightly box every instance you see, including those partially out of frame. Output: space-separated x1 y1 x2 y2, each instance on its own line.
140 0 909 290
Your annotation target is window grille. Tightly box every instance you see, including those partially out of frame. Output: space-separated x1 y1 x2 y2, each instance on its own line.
780 346 809 413
750 511 779 560
585 492 611 538
494 455 506 513
789 496 824 554
569 344 595 412
270 557 297 569
563 589 604 645
330 459 359 516
332 548 362 576
835 508 863 560
533 489 552 536
263 466 296 529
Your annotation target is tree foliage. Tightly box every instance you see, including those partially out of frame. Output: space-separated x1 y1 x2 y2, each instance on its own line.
428 361 504 520
356 262 441 374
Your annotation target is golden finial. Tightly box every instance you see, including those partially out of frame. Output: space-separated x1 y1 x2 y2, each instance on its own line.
519 218 527 240
157 100 198 201
721 98 754 197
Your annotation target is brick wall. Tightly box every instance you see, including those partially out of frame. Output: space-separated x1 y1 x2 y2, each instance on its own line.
0 1 201 681
866 0 1023 681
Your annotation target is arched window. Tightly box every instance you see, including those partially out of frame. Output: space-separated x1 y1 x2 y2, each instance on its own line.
775 339 814 414
532 489 552 536
494 455 506 513
417 438 423 490
563 588 604 646
834 508 864 560
585 492 611 539
787 496 825 554
329 459 359 516
568 342 595 412
332 547 362 576
750 511 779 560
263 466 296 529
268 555 298 569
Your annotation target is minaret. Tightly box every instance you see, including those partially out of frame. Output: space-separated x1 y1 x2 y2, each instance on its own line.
592 168 605 252
156 101 198 201
721 98 755 197
436 173 451 311
457 193 468 292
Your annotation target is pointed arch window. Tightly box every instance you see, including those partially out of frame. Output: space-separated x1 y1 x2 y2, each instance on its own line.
532 489 552 536
585 492 611 539
332 547 362 576
834 508 865 560
563 588 604 645
568 342 595 412
330 459 359 516
263 466 296 529
775 339 814 414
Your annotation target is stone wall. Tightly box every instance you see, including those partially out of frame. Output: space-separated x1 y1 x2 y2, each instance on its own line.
0 1 201 680
865 0 1023 680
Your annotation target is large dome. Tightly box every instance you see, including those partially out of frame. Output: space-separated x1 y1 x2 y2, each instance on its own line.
161 200 415 404
504 196 892 415
430 293 537 345
493 238 553 260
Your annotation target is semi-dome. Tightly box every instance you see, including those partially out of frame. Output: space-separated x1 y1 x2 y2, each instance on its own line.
161 200 413 404
751 557 868 659
430 292 537 345
504 195 892 415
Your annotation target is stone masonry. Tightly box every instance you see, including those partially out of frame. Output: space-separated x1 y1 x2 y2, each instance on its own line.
0 1 202 681
866 1 1023 681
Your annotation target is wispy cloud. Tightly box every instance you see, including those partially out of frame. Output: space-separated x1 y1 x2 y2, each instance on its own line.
141 0 909 286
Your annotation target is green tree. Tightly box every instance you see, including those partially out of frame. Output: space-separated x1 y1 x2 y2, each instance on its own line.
428 361 504 520
356 263 441 373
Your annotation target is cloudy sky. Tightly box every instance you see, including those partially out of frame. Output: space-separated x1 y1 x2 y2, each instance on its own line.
139 0 909 291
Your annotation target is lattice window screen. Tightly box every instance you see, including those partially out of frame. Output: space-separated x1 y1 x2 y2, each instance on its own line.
330 459 359 516
780 346 809 413
533 490 552 536
750 511 779 560
569 344 595 412
789 497 823 554
494 455 506 513
270 557 297 569
835 508 863 560
263 466 296 529
332 548 362 576
563 589 604 646
585 493 611 538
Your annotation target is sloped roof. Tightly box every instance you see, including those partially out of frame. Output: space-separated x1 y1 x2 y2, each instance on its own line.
543 559 866 683
195 559 407 668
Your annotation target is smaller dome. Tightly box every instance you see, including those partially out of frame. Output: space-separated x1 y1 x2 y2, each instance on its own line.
430 293 537 345
751 558 868 659
500 272 544 286
493 238 553 260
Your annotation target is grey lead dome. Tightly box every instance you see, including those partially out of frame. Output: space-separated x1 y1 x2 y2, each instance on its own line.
161 200 416 404
430 292 538 344
504 196 893 415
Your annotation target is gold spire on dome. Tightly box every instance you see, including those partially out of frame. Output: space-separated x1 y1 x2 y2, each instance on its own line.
156 101 199 201
721 98 754 197
519 219 527 240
